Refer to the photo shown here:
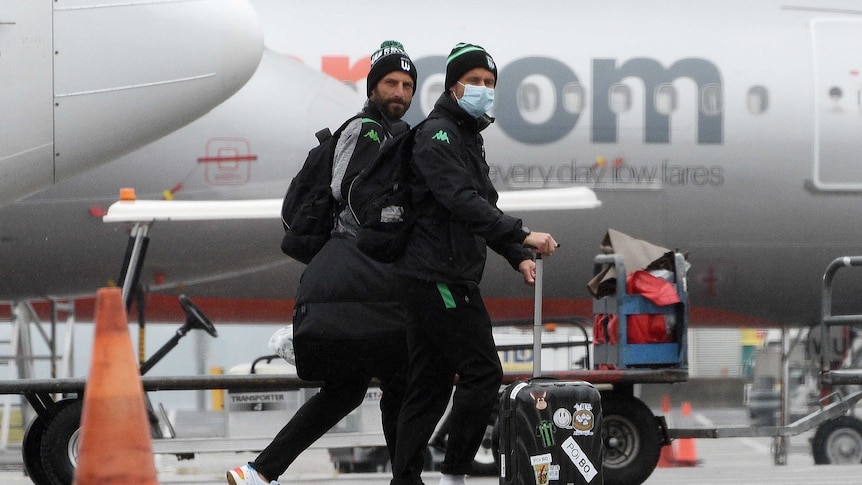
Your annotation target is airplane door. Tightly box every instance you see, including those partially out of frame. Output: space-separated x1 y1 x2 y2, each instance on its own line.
0 1 53 205
810 18 862 192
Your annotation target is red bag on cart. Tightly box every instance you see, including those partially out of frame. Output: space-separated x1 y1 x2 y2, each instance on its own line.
627 270 680 343
593 271 680 345
627 270 679 306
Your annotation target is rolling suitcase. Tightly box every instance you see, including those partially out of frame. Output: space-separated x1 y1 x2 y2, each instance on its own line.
498 257 604 484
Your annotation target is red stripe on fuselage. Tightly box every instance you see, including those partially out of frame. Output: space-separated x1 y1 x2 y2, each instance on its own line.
2 296 779 328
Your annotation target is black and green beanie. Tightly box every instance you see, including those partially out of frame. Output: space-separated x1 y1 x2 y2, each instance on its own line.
444 42 497 91
367 40 418 97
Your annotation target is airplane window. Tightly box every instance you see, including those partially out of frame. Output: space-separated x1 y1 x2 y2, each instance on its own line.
563 82 585 114
826 86 845 112
702 84 723 115
655 83 677 115
518 83 541 112
746 86 767 115
609 83 632 113
518 75 557 124
423 79 445 115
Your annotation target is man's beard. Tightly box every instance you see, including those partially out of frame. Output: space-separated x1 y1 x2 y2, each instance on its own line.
380 99 408 120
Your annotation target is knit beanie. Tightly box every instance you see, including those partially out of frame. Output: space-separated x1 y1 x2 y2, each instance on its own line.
367 40 418 97
445 42 497 91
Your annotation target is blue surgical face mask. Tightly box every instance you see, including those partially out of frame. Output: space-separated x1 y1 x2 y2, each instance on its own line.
456 82 495 118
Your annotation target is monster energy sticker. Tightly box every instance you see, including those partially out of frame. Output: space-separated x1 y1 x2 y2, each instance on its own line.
536 421 556 448
562 436 599 483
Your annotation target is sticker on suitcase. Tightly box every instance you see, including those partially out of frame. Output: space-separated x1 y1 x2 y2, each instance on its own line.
529 454 560 484
536 421 556 447
552 403 596 435
561 435 599 482
530 390 548 409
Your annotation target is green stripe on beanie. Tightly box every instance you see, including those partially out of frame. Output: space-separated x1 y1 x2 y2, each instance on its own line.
445 42 497 90
447 44 487 63
367 40 418 97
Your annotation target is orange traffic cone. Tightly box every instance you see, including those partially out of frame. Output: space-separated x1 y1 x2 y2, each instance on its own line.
658 443 676 467
657 395 675 467
73 288 158 484
672 401 699 467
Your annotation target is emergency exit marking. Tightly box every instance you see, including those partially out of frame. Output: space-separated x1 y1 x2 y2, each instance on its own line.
197 154 258 163
197 138 258 185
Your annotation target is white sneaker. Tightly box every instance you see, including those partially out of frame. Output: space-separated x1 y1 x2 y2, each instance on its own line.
439 474 466 485
226 464 280 485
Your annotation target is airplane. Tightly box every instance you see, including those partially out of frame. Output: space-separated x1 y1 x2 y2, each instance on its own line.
6 0 862 482
0 0 263 208
4 0 862 331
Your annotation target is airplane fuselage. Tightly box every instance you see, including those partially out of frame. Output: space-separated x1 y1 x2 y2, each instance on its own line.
4 0 862 331
0 0 263 207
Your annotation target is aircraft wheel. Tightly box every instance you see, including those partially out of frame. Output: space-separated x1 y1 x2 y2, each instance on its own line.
40 399 83 485
812 415 862 464
601 394 663 485
22 415 52 485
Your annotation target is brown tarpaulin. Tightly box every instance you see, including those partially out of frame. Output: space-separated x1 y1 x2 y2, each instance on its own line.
587 229 670 298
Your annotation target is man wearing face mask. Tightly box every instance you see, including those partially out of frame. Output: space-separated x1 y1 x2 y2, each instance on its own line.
388 43 558 485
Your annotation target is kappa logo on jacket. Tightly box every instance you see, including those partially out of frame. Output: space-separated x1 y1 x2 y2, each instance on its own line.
364 128 381 143
431 129 450 144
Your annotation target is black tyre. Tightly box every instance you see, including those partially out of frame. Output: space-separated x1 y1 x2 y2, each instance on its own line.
812 415 862 464
22 415 52 485
40 399 83 485
602 394 663 485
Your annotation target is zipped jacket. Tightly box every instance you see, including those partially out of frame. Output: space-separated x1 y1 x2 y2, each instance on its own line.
394 93 532 285
331 101 398 237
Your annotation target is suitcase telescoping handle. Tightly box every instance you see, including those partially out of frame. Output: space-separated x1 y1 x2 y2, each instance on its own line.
532 255 543 378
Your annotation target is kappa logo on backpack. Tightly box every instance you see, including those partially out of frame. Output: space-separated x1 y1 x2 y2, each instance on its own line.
280 116 360 264
347 120 425 263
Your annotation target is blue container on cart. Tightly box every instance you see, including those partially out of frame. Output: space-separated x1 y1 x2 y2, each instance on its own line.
592 252 689 370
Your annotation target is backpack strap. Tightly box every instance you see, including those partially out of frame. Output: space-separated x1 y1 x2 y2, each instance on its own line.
315 127 332 143
332 114 365 139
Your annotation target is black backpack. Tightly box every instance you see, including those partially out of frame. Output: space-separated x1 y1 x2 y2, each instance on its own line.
280 116 360 264
347 120 424 263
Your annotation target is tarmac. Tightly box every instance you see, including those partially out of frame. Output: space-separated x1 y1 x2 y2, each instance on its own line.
0 407 859 484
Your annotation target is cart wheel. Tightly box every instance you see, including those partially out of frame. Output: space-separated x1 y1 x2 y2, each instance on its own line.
812 415 862 464
40 399 83 485
602 394 663 485
23 415 52 485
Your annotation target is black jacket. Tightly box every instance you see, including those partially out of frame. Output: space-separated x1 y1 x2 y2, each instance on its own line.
292 102 408 380
394 93 533 285
337 101 399 195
